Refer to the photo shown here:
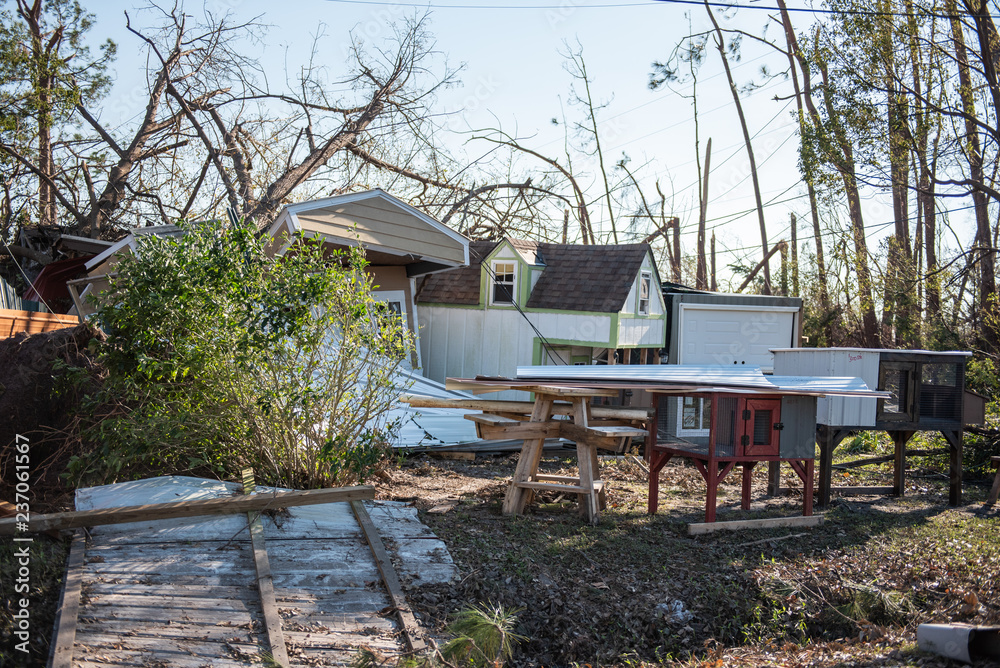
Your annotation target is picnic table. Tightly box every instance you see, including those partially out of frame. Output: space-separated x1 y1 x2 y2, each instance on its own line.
402 385 650 523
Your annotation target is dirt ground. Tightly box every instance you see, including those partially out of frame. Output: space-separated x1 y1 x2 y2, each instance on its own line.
2 439 998 667
377 450 1000 668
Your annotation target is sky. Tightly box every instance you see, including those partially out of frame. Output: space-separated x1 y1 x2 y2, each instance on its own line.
84 0 919 286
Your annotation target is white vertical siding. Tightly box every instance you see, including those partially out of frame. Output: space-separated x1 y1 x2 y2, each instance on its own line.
617 318 666 347
623 280 636 314
417 306 614 401
772 349 878 427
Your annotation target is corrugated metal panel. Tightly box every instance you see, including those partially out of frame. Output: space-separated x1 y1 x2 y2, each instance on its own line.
767 375 877 394
390 369 479 447
771 346 970 358
665 291 804 309
0 276 46 311
779 395 818 458
517 364 774 388
0 276 22 310
515 364 885 399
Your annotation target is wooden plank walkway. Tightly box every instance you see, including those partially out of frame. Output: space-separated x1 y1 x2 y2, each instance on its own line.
58 477 455 667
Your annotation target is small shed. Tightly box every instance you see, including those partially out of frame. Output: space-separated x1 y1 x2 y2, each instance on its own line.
772 348 972 507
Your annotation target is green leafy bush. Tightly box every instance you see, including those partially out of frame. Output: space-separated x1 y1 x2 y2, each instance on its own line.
69 218 411 488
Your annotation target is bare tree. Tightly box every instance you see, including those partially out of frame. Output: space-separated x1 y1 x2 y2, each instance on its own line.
1 5 482 247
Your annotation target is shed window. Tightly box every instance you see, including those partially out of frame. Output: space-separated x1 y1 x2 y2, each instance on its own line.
638 271 651 315
491 262 516 305
920 362 963 422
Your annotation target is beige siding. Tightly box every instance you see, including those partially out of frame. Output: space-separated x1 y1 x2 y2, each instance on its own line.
263 218 295 257
296 200 465 265
77 254 128 316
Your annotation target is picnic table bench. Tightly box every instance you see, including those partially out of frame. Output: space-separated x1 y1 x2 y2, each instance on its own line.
402 388 651 523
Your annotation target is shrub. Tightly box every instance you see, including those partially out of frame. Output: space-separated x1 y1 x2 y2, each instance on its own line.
69 218 411 488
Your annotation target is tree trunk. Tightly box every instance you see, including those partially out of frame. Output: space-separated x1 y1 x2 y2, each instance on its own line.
697 138 712 290
672 217 682 283
711 231 718 291
815 61 878 345
705 0 771 294
953 0 998 350
839 134 881 347
790 212 799 297
20 0 57 229
776 0 831 335
885 80 912 345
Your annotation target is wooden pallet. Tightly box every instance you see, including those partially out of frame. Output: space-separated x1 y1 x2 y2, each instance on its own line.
49 477 454 667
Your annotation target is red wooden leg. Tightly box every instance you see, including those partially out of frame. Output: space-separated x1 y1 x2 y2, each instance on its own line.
706 462 718 523
741 462 756 510
647 450 672 515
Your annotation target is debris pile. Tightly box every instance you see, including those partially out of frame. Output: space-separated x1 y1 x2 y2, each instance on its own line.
0 324 104 498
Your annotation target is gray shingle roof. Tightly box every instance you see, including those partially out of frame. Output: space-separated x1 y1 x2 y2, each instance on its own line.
415 239 652 313
413 240 497 305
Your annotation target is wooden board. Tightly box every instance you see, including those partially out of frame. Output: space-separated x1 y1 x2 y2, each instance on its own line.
518 384 620 397
464 413 522 427
514 481 592 494
49 530 86 668
351 500 427 654
0 307 78 337
243 470 290 668
400 394 652 420
0 485 375 534
73 532 267 666
688 514 824 535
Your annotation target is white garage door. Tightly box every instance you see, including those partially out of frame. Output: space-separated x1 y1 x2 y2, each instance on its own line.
676 304 799 372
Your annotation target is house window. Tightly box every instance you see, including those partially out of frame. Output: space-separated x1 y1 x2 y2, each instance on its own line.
491 261 517 305
678 396 712 436
638 271 651 315
371 290 408 348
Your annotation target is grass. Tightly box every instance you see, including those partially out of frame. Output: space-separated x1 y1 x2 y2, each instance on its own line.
0 534 70 666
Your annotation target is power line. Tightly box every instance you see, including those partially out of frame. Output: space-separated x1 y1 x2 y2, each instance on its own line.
324 0 1000 19
325 0 658 8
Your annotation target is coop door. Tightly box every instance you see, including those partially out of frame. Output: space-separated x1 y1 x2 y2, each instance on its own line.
741 398 781 457
878 361 917 422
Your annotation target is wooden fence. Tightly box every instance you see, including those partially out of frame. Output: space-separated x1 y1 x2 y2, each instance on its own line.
0 308 79 338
